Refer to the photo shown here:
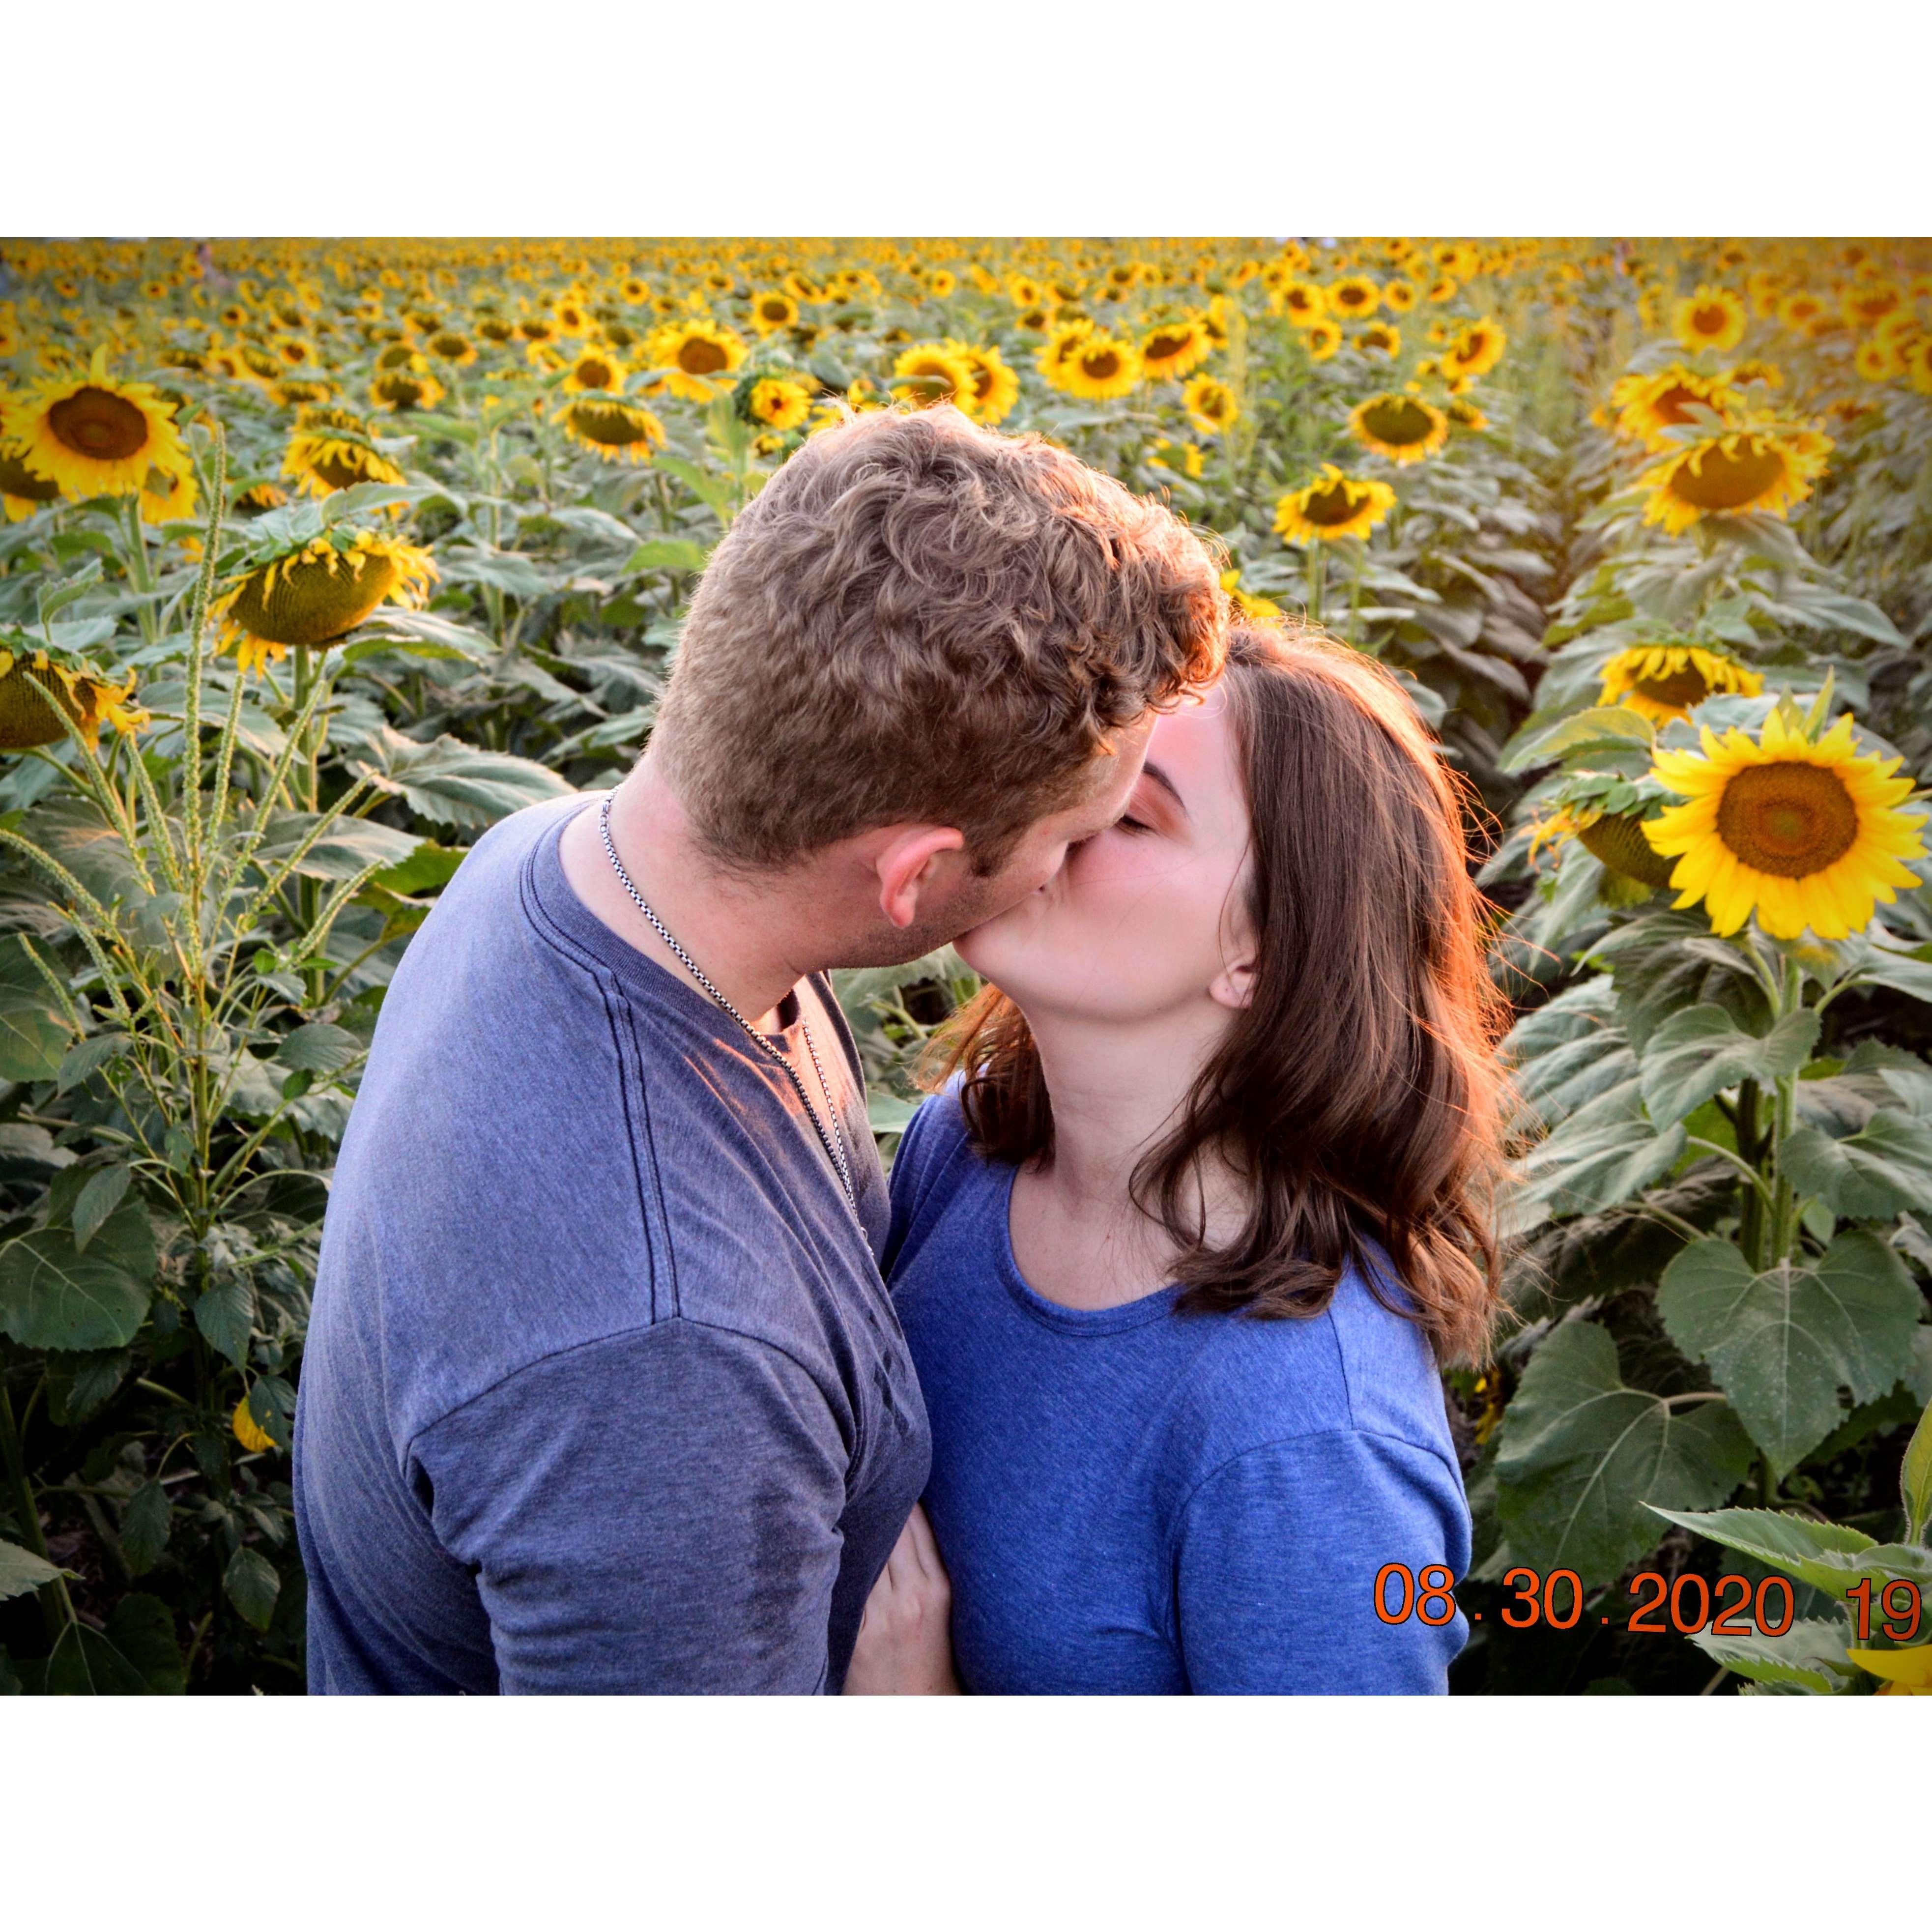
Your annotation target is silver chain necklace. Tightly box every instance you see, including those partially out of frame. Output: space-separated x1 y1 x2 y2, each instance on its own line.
598 795 859 1222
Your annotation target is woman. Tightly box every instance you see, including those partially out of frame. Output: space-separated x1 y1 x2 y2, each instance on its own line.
844 623 1508 1695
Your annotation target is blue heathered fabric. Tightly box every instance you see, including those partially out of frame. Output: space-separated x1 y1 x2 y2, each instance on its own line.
294 795 929 1694
883 1087 1471 1694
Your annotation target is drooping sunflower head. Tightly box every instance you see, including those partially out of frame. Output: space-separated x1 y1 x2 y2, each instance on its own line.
1639 423 1833 536
0 644 144 751
558 396 668 464
1599 643 1764 722
1670 284 1749 354
1138 318 1210 382
1327 276 1380 320
1607 363 1743 449
1644 709 1927 940
8 347 192 503
1348 391 1449 465
1182 374 1238 437
1272 463 1398 546
563 346 624 394
1441 316 1506 381
216 527 439 674
283 406 405 498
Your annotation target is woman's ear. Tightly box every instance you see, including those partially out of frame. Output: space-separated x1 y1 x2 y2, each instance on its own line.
1208 952 1257 1011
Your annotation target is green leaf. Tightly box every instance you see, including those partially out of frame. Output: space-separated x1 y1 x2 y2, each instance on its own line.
0 1537 66 1602
255 810 424 884
367 840 464 897
622 537 711 574
1657 1232 1925 1473
1840 933 1932 1007
1501 980 1637 1134
56 1033 128 1095
867 1093 920 1135
275 1023 361 1075
46 1347 131 1424
103 1593 185 1694
348 728 576 829
119 1480 172 1577
1639 1505 1932 1604
223 1545 281 1631
194 1273 255 1369
1638 1004 1819 1129
1501 1082 1687 1236
0 1224 152 1351
1778 1112 1932 1219
1692 1617 1858 1695
1494 1319 1755 1587
45 1618 152 1695
71 1164 131 1252
1499 704 1654 775
0 995 70 1083
1901 1395 1932 1544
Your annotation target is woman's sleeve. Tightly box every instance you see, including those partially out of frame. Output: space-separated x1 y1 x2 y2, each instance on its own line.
1174 1430 1472 1695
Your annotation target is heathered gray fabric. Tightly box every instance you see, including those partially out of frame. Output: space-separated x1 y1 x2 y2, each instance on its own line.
294 794 929 1693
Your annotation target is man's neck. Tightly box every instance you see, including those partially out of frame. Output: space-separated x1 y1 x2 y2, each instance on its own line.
557 753 826 1030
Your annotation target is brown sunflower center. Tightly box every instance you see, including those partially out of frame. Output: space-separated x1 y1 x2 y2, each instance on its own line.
1674 437 1789 511
1361 397 1436 446
576 358 615 388
1335 287 1368 311
1692 303 1730 335
677 338 728 375
1649 381 1709 426
1716 762 1859 877
1146 330 1191 360
1632 667 1713 707
48 388 150 462
760 299 790 320
1304 482 1365 527
570 400 652 447
231 548 400 649
1080 348 1122 379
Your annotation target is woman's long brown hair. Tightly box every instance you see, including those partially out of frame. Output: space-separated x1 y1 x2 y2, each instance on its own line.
929 622 1510 1365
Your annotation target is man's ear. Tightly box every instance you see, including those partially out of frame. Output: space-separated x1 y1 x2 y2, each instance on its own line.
873 825 968 929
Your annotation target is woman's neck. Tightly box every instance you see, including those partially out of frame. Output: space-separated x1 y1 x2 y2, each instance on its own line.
1007 1004 1243 1311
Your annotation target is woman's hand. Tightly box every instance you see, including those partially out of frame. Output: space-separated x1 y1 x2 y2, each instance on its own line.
843 1503 960 1695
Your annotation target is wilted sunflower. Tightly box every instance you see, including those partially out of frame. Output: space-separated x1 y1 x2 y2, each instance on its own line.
891 341 979 409
369 366 444 412
1599 644 1764 722
1670 285 1749 354
1327 276 1380 320
1348 392 1449 465
648 318 748 401
1639 423 1832 535
1139 318 1211 382
1272 464 1397 545
1302 320 1342 363
563 346 624 393
1608 363 1743 449
1355 321 1401 357
1276 280 1326 326
1644 709 1926 940
750 289 800 335
1061 333 1142 401
1183 375 1238 437
284 406 405 497
746 376 813 431
559 396 667 464
956 345 1019 425
1441 317 1506 381
8 348 191 502
0 645 143 750
217 528 438 676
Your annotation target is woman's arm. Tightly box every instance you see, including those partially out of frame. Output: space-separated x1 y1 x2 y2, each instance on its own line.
843 1503 962 1695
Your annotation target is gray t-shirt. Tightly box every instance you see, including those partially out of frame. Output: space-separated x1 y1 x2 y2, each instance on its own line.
294 794 929 1693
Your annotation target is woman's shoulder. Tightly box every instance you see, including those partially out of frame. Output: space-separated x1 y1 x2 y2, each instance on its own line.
1171 1253 1456 1473
882 1080 999 1277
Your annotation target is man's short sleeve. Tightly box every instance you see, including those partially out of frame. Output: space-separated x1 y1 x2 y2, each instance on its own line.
409 1320 851 1693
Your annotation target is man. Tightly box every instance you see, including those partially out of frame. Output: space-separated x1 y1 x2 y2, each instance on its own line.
294 404 1227 1692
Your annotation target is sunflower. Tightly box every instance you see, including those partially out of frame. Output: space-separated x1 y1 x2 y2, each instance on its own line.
1572 811 1680 891
8 348 191 502
1382 279 1417 313
1644 710 1926 940
1854 336 1906 383
1444 397 1489 433
745 376 813 431
559 397 667 464
956 345 1019 425
1273 464 1398 545
749 289 800 336
1276 281 1326 327
1327 276 1381 320
1843 282 1903 329
1669 284 1748 354
139 463 198 526
1426 276 1458 304
273 377 335 408
1139 318 1211 382
1598 644 1764 722
1038 320 1095 387
232 1394 276 1455
1220 568 1282 622
517 315 559 346
0 443 60 521
647 318 748 401
563 346 624 393
0 647 143 750
426 330 478 366
1182 375 1239 437
1060 333 1142 401
1348 392 1449 465
1608 363 1743 449
1355 321 1401 356
272 335 318 369
1726 358 1784 390
1147 437 1204 479
620 277 652 306
369 367 444 412
891 341 979 409
1902 336 1932 398
1848 1645 1932 1695
236 482 289 512
283 406 405 497
1777 290 1826 332
552 295 592 337
1639 424 1832 535
1302 320 1342 362
217 529 438 676
1441 317 1506 381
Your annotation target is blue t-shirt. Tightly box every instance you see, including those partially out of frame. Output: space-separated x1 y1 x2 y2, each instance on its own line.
883 1088 1471 1694
295 796 929 1694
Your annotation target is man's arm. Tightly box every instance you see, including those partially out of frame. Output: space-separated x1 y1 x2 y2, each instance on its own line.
409 1318 850 1693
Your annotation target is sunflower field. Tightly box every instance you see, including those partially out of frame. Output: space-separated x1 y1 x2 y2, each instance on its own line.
0 235 1929 1697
